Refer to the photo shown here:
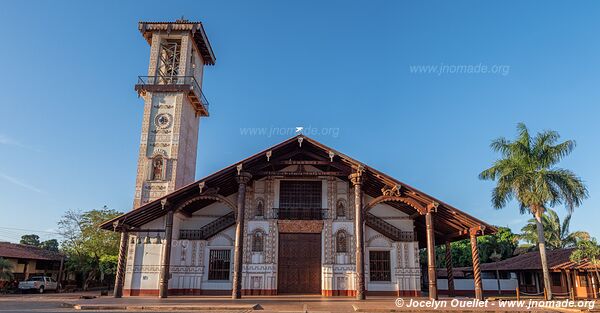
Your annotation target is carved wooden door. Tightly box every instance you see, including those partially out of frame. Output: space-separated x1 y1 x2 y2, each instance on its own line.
278 233 321 294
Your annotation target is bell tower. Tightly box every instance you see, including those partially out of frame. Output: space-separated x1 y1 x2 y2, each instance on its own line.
132 20 216 208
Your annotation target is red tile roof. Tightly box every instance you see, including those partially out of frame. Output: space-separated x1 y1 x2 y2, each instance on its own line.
0 242 63 261
479 248 577 271
441 248 598 274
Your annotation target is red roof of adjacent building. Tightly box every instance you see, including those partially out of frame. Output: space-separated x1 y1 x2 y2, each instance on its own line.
439 248 598 275
479 249 576 271
0 242 63 261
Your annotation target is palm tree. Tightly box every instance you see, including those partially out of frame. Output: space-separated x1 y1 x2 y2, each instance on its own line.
479 123 588 300
520 208 589 249
0 257 13 281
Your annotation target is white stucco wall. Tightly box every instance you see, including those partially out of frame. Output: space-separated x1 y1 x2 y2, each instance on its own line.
437 278 518 292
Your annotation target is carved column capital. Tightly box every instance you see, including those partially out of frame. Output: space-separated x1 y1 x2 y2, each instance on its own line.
426 201 439 213
160 198 170 210
112 220 130 232
469 226 485 237
236 171 253 185
349 171 364 186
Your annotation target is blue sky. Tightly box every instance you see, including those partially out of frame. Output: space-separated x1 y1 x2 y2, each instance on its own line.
0 1 599 243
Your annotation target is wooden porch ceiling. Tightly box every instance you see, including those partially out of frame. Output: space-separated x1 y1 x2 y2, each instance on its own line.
101 135 495 246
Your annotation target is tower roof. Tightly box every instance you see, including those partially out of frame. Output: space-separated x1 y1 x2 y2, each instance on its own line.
139 20 216 65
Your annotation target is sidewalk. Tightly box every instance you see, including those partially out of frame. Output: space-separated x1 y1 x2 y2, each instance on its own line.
64 295 560 312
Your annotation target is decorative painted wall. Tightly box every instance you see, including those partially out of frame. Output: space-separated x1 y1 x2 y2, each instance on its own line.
123 172 421 296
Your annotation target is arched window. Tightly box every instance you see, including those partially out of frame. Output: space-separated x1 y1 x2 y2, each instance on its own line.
336 200 346 218
336 230 348 253
151 156 164 180
255 199 264 218
252 231 264 252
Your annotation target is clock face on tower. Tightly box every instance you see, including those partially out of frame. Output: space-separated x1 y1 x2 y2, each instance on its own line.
155 113 172 129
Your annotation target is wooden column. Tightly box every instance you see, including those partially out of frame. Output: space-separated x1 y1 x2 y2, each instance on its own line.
232 171 252 299
57 257 64 291
113 230 129 298
445 240 455 297
425 206 437 300
159 202 173 298
565 270 574 300
350 169 365 300
590 272 597 299
470 227 483 300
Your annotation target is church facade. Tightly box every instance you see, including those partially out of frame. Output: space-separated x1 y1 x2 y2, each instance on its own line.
101 20 495 300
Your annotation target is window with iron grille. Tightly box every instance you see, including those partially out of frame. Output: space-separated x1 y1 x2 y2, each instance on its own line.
279 180 322 209
369 251 391 281
208 250 230 280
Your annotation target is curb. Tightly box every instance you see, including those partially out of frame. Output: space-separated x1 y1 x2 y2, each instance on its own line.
539 305 587 313
351 305 535 313
73 303 262 311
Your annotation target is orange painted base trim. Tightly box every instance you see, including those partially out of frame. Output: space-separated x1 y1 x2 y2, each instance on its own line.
397 290 422 297
321 290 421 297
366 290 421 297
123 288 422 297
169 289 204 296
197 289 231 295
123 289 159 296
438 289 516 296
321 290 357 297
242 289 277 296
123 289 232 296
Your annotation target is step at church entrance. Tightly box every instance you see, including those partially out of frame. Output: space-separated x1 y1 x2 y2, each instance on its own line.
277 233 321 294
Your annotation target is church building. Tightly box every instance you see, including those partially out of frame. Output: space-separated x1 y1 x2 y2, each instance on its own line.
101 20 495 300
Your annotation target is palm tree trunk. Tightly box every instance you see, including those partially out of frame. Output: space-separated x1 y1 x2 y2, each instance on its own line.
534 209 553 300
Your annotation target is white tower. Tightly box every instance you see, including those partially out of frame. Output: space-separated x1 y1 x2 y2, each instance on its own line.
133 20 215 208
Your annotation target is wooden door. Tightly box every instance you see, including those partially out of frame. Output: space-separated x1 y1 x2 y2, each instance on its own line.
278 233 321 294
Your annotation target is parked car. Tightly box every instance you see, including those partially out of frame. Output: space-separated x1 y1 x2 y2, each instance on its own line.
18 276 58 293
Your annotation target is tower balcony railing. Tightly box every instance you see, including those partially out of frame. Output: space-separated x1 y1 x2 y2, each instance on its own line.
135 75 210 116
273 208 328 220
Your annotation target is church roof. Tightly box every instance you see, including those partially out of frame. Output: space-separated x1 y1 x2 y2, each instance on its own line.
100 135 496 247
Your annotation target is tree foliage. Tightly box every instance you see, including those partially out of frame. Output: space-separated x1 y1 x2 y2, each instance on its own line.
40 239 60 252
570 238 600 288
422 226 519 268
19 234 60 252
479 123 588 215
479 123 588 299
57 207 122 290
520 208 589 249
20 234 41 246
0 257 13 281
570 238 600 265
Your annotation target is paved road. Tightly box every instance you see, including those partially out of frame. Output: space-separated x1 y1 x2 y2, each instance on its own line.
0 299 249 313
0 295 248 313
0 293 575 312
